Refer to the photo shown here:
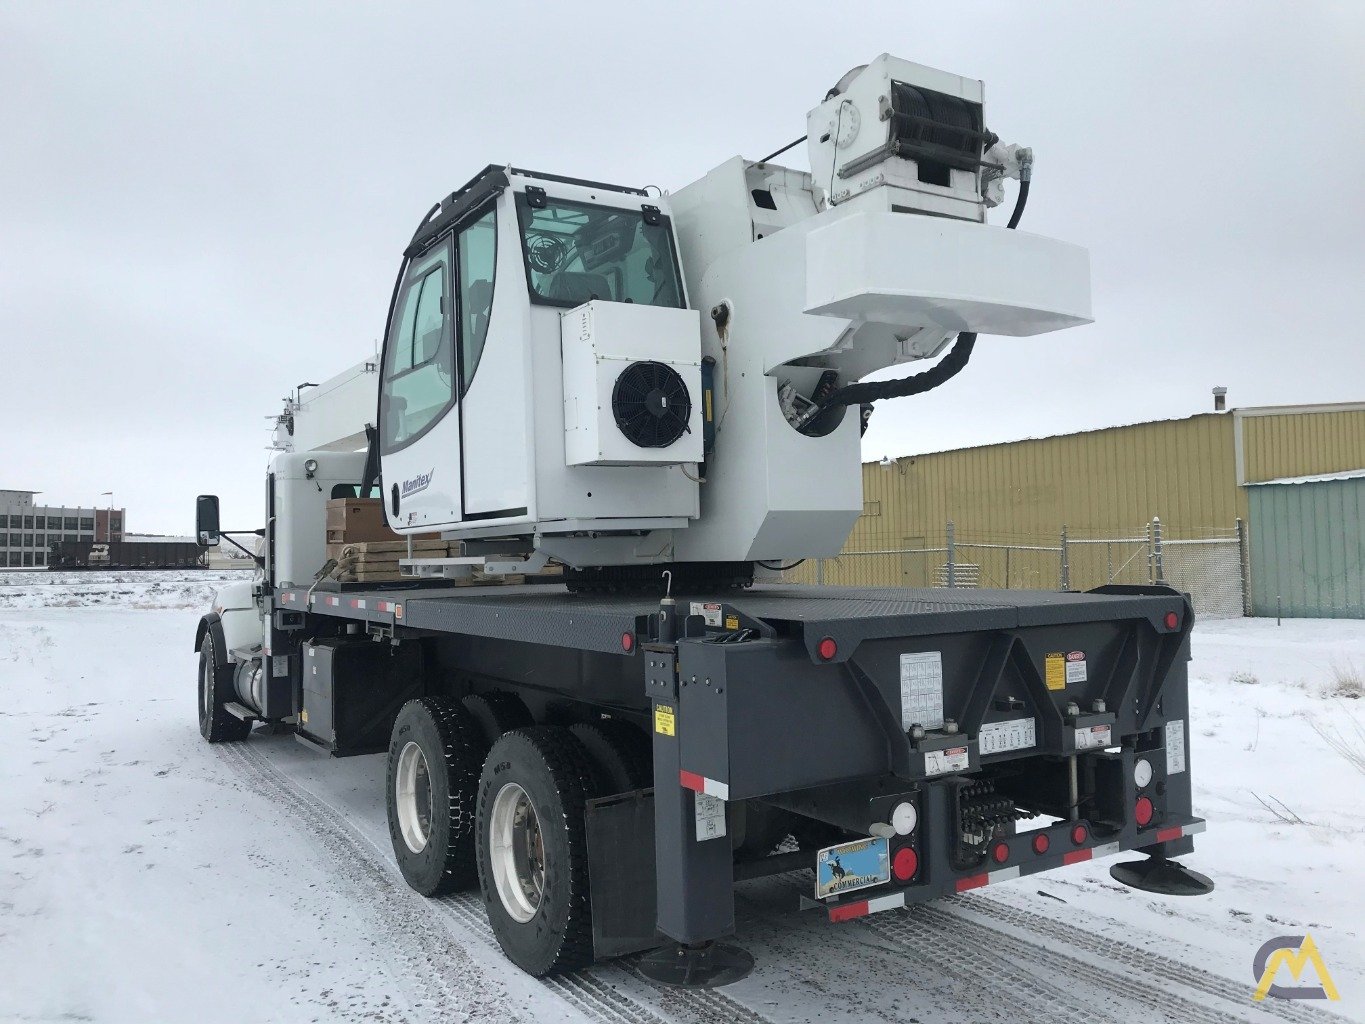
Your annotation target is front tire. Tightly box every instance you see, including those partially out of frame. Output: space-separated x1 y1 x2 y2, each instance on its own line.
386 697 484 896
198 633 250 743
476 727 599 975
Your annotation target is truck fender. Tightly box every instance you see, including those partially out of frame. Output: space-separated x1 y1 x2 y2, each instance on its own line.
194 613 229 666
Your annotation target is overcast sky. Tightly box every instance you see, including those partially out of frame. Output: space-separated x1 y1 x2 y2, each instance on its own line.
2 2 1363 533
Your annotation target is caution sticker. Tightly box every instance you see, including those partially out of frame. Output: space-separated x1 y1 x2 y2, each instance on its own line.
1045 652 1067 690
654 704 676 736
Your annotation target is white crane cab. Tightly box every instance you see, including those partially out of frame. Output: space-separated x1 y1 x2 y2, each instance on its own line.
376 170 704 571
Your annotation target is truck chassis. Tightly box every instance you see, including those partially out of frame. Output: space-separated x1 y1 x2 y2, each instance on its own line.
195 576 1208 980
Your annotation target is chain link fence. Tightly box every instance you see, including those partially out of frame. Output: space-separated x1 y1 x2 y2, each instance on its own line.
792 517 1248 618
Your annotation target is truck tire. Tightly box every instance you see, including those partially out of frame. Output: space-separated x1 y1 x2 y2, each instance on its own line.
462 691 533 749
198 633 250 743
568 719 651 794
476 727 599 975
387 697 483 896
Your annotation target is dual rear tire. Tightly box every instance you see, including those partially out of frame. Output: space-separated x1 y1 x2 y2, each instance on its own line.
385 695 649 975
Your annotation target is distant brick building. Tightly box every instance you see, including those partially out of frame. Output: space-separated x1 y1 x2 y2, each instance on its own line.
0 490 125 567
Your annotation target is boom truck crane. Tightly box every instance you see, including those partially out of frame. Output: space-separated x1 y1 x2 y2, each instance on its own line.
194 55 1212 987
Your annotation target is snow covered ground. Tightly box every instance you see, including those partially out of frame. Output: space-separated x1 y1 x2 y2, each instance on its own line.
1 572 1361 1023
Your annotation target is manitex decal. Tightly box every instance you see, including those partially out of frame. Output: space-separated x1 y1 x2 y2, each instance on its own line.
401 469 434 499
816 836 890 899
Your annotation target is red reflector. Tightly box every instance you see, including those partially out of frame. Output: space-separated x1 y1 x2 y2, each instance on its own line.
1032 833 1050 855
817 636 838 661
678 770 704 793
1070 824 1088 845
1156 825 1183 843
829 900 869 923
1135 796 1154 827
955 873 989 892
621 631 635 652
892 847 919 882
992 842 1010 864
1164 611 1179 630
1062 849 1092 866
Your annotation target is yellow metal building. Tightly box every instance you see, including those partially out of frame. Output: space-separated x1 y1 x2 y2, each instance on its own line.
797 402 1365 605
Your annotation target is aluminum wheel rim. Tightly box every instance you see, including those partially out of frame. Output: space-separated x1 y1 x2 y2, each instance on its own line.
394 741 434 854
489 782 545 924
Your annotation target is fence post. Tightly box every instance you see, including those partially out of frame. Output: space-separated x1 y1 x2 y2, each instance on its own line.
1005 546 1012 590
1059 525 1070 591
1235 517 1248 615
816 558 825 586
1106 541 1113 584
1152 516 1166 585
1146 520 1154 583
946 520 956 588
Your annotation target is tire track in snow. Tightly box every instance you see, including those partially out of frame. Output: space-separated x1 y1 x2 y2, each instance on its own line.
862 902 1264 1024
221 739 781 1024
216 742 523 1023
955 893 1345 1024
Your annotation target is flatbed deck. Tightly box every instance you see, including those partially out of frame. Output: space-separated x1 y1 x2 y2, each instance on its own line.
276 582 1185 654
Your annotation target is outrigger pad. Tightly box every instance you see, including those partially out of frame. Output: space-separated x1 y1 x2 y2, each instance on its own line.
1109 857 1215 896
637 941 755 988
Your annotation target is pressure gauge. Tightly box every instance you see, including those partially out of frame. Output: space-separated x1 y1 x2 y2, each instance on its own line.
1134 758 1154 789
891 801 918 836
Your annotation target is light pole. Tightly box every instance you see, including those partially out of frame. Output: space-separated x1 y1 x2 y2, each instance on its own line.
100 491 113 542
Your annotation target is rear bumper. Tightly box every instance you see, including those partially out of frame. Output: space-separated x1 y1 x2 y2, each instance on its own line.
813 818 1207 923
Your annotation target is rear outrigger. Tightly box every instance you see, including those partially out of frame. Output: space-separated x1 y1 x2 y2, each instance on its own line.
194 54 1212 986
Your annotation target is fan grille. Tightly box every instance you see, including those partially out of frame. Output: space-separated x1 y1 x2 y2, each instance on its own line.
611 361 692 449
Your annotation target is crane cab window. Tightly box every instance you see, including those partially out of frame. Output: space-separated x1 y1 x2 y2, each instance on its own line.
381 253 451 451
517 195 683 309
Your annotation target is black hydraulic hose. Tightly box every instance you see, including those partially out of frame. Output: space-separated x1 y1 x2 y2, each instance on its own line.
795 172 1031 428
1007 177 1030 229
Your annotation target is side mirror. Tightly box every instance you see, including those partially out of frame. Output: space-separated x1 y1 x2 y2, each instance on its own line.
196 495 221 546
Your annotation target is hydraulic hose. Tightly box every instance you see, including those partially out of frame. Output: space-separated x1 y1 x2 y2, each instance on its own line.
794 172 1031 430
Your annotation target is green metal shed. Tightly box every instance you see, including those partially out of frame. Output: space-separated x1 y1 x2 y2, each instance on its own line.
1247 471 1365 618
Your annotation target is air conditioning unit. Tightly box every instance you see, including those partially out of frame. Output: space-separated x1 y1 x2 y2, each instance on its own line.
561 301 704 467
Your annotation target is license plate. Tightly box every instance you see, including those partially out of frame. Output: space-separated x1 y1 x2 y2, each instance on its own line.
815 836 890 899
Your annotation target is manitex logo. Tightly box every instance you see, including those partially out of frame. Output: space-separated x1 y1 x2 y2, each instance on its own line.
1252 934 1339 1001
401 469 434 498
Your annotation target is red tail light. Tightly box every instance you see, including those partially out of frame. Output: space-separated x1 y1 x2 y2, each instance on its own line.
1032 833 1050 855
817 636 838 661
1070 824 1088 845
991 842 1010 864
892 846 918 882
1135 796 1154 827
621 631 635 652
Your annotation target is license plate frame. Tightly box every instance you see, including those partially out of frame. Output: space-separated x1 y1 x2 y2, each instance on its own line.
815 835 891 900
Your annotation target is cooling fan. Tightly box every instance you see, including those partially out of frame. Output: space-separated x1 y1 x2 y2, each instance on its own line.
611 360 692 448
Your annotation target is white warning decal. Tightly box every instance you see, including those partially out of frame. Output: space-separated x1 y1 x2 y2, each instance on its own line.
900 651 945 730
694 792 727 841
980 717 1037 755
1065 650 1088 684
1074 724 1112 750
1166 719 1186 775
924 745 970 776
690 601 723 627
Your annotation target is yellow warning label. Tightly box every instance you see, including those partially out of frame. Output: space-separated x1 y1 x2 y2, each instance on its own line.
1045 653 1067 690
654 704 676 736
724 615 740 630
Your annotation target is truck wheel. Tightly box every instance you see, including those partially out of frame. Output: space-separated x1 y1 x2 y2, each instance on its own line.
569 719 651 793
476 727 599 975
462 691 533 749
198 633 250 743
387 697 483 896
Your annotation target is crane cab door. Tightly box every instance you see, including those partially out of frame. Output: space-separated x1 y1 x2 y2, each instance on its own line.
378 204 501 533
378 239 462 531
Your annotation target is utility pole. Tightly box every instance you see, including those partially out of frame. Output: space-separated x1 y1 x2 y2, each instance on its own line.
101 491 113 542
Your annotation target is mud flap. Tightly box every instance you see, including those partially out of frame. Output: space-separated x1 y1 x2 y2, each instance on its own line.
585 789 658 957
